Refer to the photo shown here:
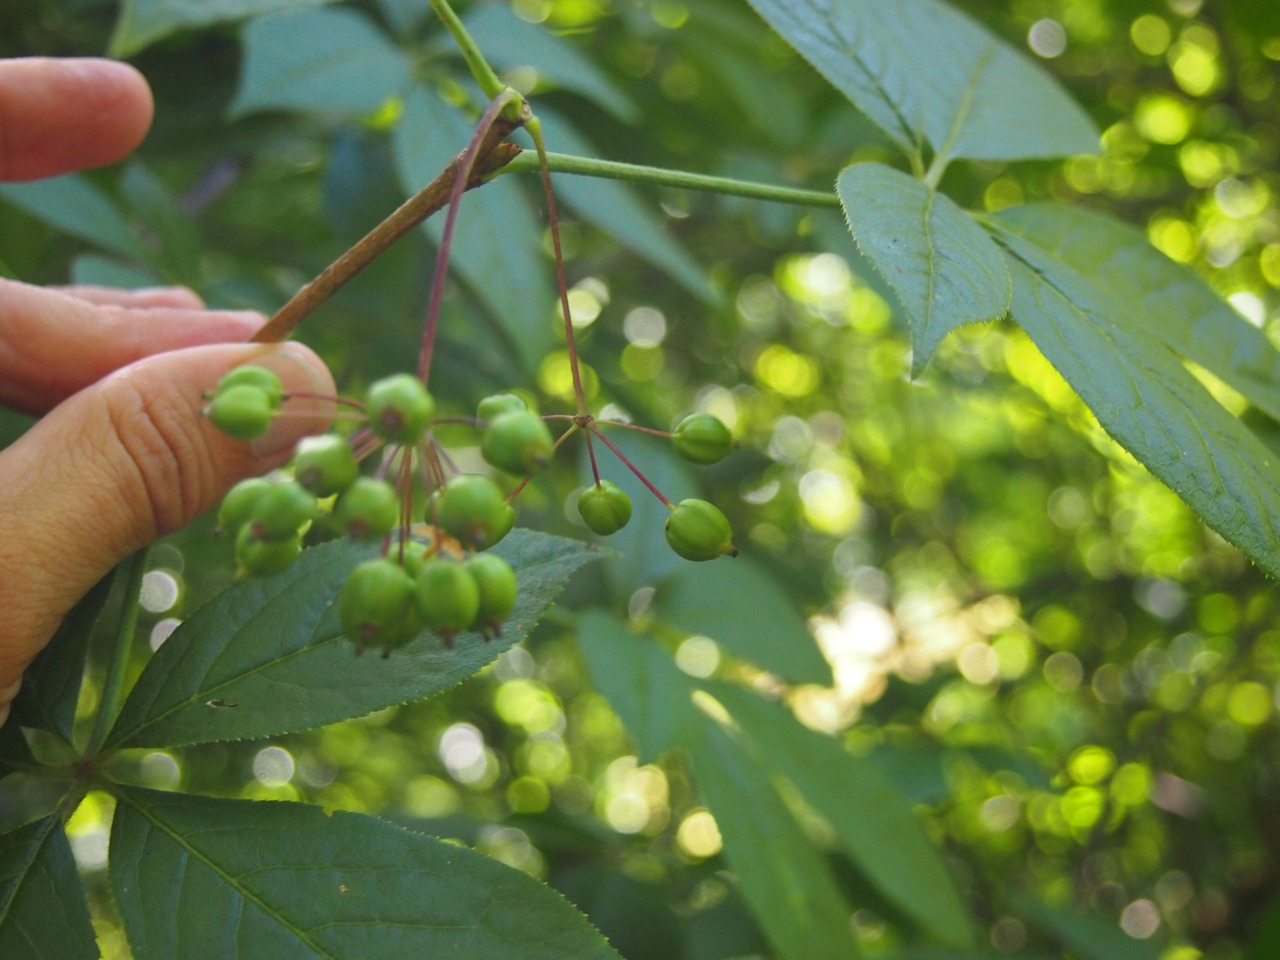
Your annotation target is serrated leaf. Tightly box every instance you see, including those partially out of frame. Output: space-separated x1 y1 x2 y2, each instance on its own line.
110 0 340 58
393 86 554 374
992 203 1280 423
462 4 639 123
0 815 98 959
988 221 1280 580
688 722 860 960
110 787 622 960
655 558 831 685
575 611 700 762
104 531 598 749
711 683 974 947
0 177 143 259
839 162 1009 374
1015 898 1160 960
230 7 413 118
744 0 1097 161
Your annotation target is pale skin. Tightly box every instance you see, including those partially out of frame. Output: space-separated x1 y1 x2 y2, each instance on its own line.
0 58 336 728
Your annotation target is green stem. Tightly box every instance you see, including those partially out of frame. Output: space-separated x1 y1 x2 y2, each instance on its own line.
923 148 951 191
428 0 505 100
87 549 148 754
499 152 840 208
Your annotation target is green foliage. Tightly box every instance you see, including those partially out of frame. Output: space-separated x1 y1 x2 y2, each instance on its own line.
0 815 97 959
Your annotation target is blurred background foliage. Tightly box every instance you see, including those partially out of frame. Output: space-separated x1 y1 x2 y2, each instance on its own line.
3 0 1280 958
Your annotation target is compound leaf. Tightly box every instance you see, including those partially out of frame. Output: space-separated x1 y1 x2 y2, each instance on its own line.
111 0 339 56
0 815 97 960
839 162 1009 374
103 531 598 749
744 0 1097 161
110 787 621 960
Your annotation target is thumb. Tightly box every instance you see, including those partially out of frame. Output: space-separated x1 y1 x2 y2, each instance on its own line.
0 341 334 710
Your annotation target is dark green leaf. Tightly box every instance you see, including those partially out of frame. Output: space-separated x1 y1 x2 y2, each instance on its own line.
989 221 1280 581
0 177 143 259
744 0 1097 161
688 722 860 960
1016 898 1160 960
393 86 555 374
655 558 831 685
110 0 341 57
839 162 1009 374
0 724 35 781
110 787 622 960
0 815 98 960
992 202 1280 422
104 531 598 749
231 7 413 118
575 611 700 762
712 683 974 947
70 255 159 290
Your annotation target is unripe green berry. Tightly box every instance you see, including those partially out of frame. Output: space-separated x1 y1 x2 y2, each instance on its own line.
416 560 480 637
235 525 300 577
332 477 400 540
477 392 527 422
481 410 554 475
366 373 434 444
395 539 431 577
466 553 518 633
216 365 283 409
673 413 734 465
664 498 736 562
437 475 510 549
250 480 318 541
577 481 632 536
291 434 359 496
207 384 274 440
340 559 420 651
218 477 273 534
494 504 516 546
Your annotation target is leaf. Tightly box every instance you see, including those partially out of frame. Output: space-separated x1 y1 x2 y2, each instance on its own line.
0 724 35 781
110 0 340 58
0 176 143 259
462 4 639 123
393 86 555 374
987 221 1280 580
575 611 700 763
839 162 1009 374
655 558 832 685
523 111 719 305
688 722 860 960
70 255 160 290
0 815 98 960
743 0 1097 161
1015 898 1160 960
230 7 414 118
104 531 598 749
711 683 974 947
992 202 1280 423
109 787 622 960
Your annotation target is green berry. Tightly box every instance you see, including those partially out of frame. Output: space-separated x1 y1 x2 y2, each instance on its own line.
291 434 359 496
416 560 480 638
481 410 554 475
494 504 516 546
664 498 736 562
466 553 518 633
235 525 300 577
673 413 734 465
437 475 510 549
477 392 527 422
216 365 283 409
218 477 273 534
207 384 274 440
577 481 632 536
332 477 400 540
340 559 420 651
395 539 431 577
250 480 318 541
366 373 434 444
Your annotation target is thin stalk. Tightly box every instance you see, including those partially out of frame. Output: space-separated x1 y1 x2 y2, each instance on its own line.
428 0 505 100
500 151 839 208
585 428 601 485
595 420 673 438
87 550 149 753
419 90 523 383
507 423 579 502
590 426 673 508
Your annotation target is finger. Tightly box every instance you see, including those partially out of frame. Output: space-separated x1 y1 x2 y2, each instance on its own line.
53 285 206 310
0 58 153 182
0 342 334 693
0 277 265 414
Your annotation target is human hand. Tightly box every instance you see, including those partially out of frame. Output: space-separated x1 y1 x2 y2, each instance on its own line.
0 58 335 728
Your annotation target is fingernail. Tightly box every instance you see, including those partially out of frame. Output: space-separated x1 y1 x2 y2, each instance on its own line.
248 344 335 458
